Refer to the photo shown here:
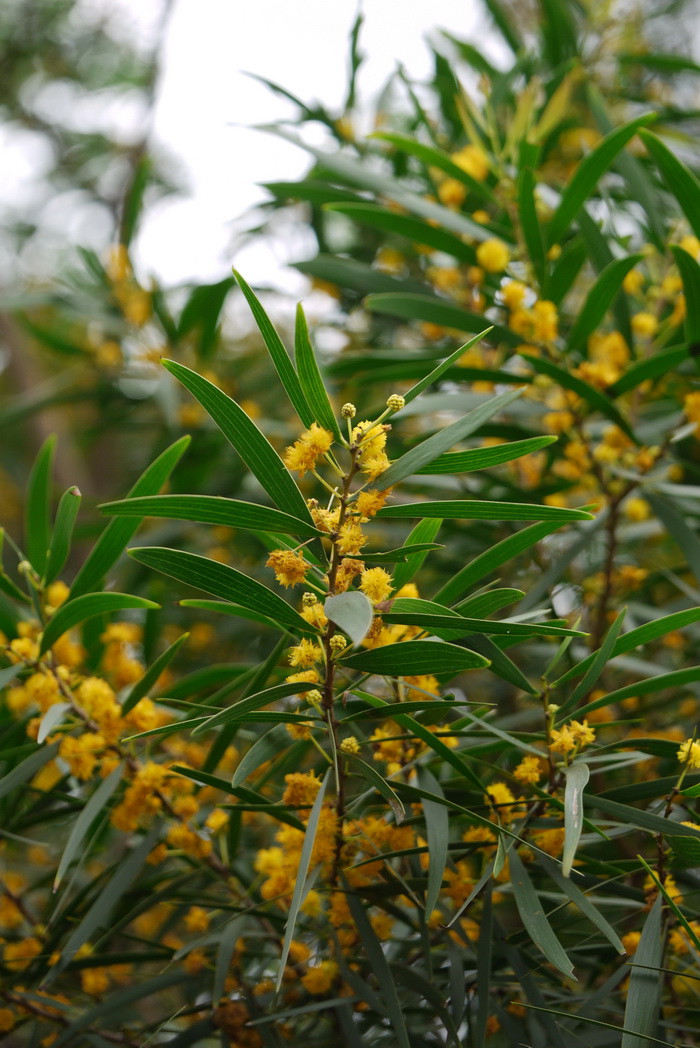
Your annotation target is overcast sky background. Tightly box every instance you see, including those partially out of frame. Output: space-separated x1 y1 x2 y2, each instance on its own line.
124 0 494 290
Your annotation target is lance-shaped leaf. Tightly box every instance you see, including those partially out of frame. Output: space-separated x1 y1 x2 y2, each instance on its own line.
370 131 498 205
100 494 322 540
233 270 314 427
382 597 583 639
555 609 626 716
399 329 493 406
341 639 489 675
276 769 330 990
640 129 700 240
566 254 642 352
0 742 60 800
344 752 405 823
178 599 281 631
70 436 190 600
518 142 546 289
192 680 318 735
584 795 700 839
378 388 523 488
361 541 444 565
575 664 700 722
508 845 575 979
37 702 71 744
325 202 477 262
621 896 664 1048
416 435 556 474
547 115 656 244
418 767 449 916
294 304 343 440
377 500 594 522
540 856 625 954
392 518 443 592
121 632 190 715
232 724 294 787
40 593 159 655
128 547 311 634
365 292 520 346
324 590 374 647
161 360 312 525
562 761 590 878
54 762 124 890
25 433 56 576
670 244 700 345
44 486 81 584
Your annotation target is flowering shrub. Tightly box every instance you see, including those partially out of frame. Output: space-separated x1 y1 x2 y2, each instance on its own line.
5 1 700 1045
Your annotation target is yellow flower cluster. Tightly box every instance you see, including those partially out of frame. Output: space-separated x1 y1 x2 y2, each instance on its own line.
283 423 334 476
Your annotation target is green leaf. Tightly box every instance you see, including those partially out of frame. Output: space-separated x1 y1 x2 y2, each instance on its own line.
100 494 322 540
294 304 343 440
521 351 637 442
640 129 700 240
585 795 700 839
325 202 477 262
465 634 539 694
670 245 700 344
392 518 443 592
121 632 190 716
361 542 444 565
377 500 594 522
44 486 81 584
548 236 587 305
517 143 547 289
324 590 374 647
669 834 700 866
370 131 498 205
161 360 312 525
539 856 625 954
547 115 656 245
37 702 70 743
555 609 627 716
191 681 318 735
344 752 405 823
40 593 159 656
364 293 521 346
0 741 60 800
294 255 428 296
416 435 556 474
379 388 524 487
621 896 663 1048
213 915 245 1007
554 606 700 685
54 762 124 890
418 768 449 916
474 885 493 1048
25 434 56 576
128 547 311 634
177 276 236 360
562 761 590 878
567 254 642 352
382 597 583 639
399 329 493 406
508 845 575 979
177 599 281 631
70 436 190 600
435 520 564 605
646 494 700 586
340 639 489 675
276 768 330 990
233 270 314 427
610 345 689 397
232 724 293 787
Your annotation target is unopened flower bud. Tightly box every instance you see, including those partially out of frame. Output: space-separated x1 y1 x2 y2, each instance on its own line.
340 736 361 755
386 394 405 412
341 403 357 419
330 634 347 654
302 592 318 607
305 689 323 707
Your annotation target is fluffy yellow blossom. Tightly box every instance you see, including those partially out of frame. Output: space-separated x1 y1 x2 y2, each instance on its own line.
532 826 565 857
451 144 490 181
282 772 322 808
437 178 467 209
0 1009 14 1032
336 521 368 555
549 725 576 753
624 497 650 522
59 733 106 780
512 755 543 785
631 312 658 338
266 549 309 588
283 424 334 476
570 719 596 747
285 669 320 686
288 639 323 668
485 782 524 823
355 489 390 518
500 280 528 309
81 968 109 995
335 558 365 591
301 960 339 995
476 238 510 273
623 269 644 295
678 738 700 769
3 936 42 970
205 808 229 833
360 567 393 603
184 906 210 934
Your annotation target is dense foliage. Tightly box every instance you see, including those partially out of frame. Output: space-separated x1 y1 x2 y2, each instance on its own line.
4 1 700 1045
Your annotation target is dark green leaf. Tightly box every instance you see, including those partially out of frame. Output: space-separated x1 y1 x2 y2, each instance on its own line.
121 632 190 716
670 245 700 344
371 131 498 205
391 518 443 592
585 795 700 839
400 329 493 406
54 763 124 890
517 144 547 289
566 254 642 352
508 845 575 978
294 303 343 440
383 598 583 639
556 609 626 715
40 593 159 656
609 345 688 397
418 768 449 915
621 896 663 1048
640 129 700 240
326 202 477 261
177 276 236 361
341 639 489 675
192 680 318 735
232 724 293 787
416 435 556 474
44 486 81 585
365 292 521 345
25 434 56 576
377 500 594 522
345 753 405 823
361 542 444 565
177 599 281 631
0 742 60 800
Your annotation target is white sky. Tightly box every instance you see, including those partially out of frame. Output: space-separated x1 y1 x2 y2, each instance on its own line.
135 0 491 290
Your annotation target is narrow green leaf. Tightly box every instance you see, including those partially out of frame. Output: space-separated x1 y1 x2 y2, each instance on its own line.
128 547 310 634
40 593 159 656
370 131 498 205
276 768 330 990
610 345 688 398
621 896 663 1048
70 436 190 600
361 541 444 565
555 606 700 686
344 752 405 823
383 597 583 639
121 633 190 716
377 500 594 522
324 590 374 647
161 360 312 524
508 846 575 978
640 129 700 240
474 885 493 1048
232 724 293 787
365 292 521 345
646 493 700 586
585 795 700 839
100 493 322 540
567 254 643 352
213 915 245 1007
294 304 343 440
192 681 318 735
54 762 124 890
418 768 449 916
521 350 637 441
326 202 477 261
540 856 625 953
465 634 539 694
555 609 627 716
401 329 494 406
548 236 587 305
391 519 443 592
416 435 556 474
562 761 590 878
25 434 56 576
547 115 656 244
177 599 281 631
670 245 700 344
341 639 489 675
177 276 236 361
455 588 523 616
0 742 60 800
37 702 71 744
379 389 524 488
44 486 81 584
517 145 547 289
233 270 314 427
435 520 564 605
294 255 428 296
